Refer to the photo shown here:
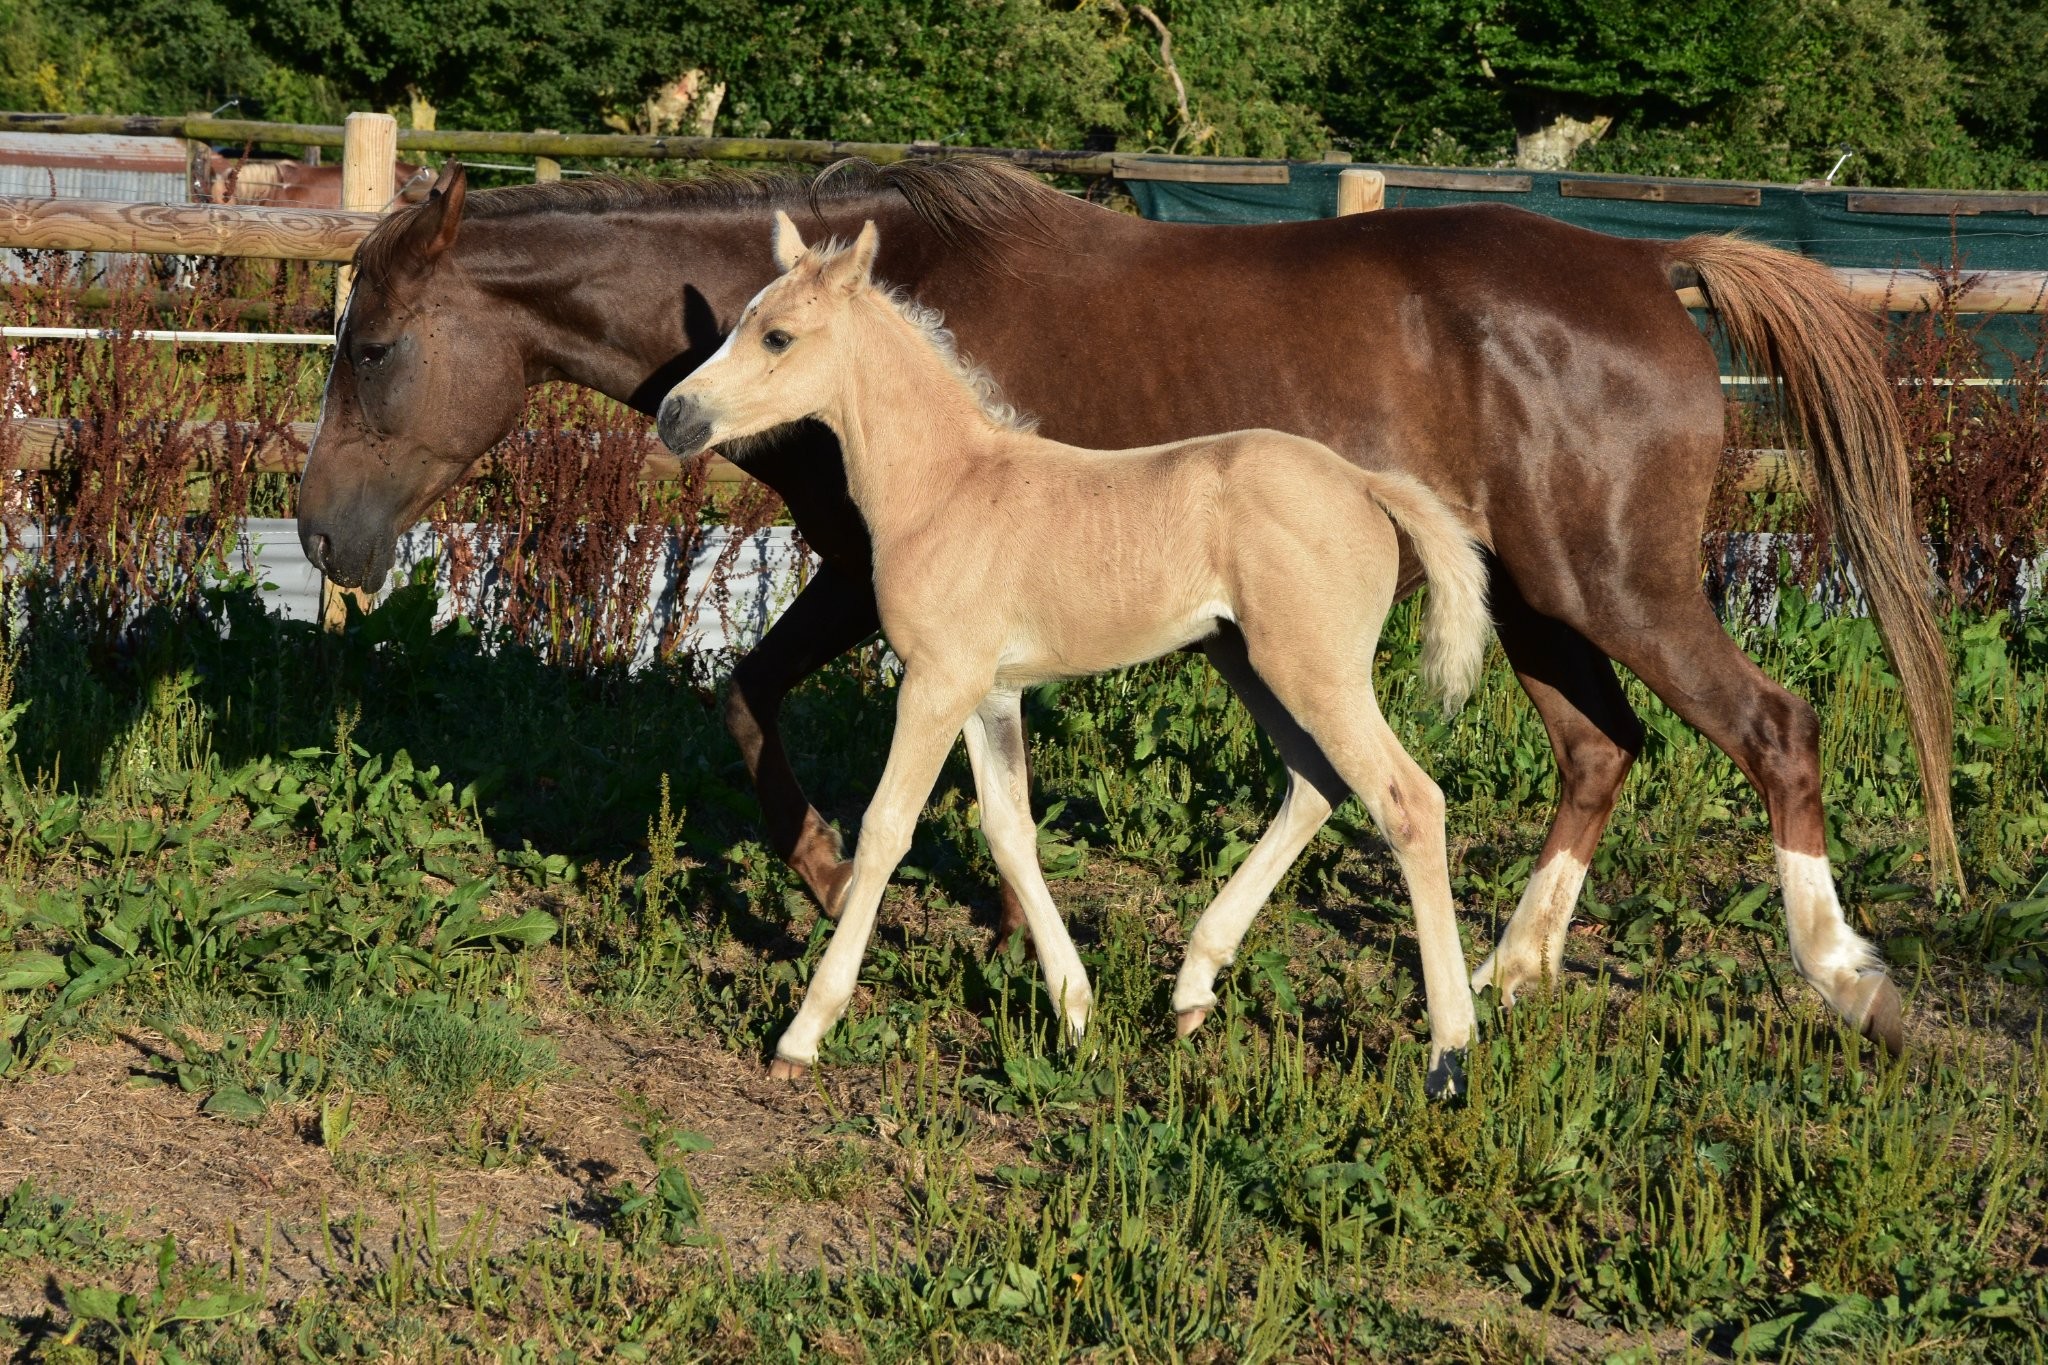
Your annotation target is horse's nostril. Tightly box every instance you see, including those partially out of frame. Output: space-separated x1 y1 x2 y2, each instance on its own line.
311 534 331 571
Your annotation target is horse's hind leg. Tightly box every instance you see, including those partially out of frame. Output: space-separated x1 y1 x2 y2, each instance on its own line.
1598 594 1903 1052
1473 595 1644 1003
1173 626 1346 1035
1244 636 1477 1093
961 691 1093 1038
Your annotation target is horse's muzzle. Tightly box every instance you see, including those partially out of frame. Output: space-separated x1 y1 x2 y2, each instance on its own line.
298 511 398 589
657 392 714 458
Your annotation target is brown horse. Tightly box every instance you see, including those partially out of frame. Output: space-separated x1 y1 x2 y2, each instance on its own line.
299 159 1948 1053
202 152 431 209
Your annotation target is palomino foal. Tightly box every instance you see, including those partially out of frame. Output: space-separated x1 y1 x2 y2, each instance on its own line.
659 215 1492 1089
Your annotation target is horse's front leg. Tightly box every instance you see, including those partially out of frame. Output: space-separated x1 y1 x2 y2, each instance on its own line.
722 564 881 914
771 667 986 1077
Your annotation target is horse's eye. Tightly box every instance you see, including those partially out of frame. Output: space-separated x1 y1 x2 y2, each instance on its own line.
358 342 392 368
762 329 793 354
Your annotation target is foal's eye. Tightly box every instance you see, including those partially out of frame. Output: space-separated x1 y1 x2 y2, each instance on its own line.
762 329 793 354
357 342 393 368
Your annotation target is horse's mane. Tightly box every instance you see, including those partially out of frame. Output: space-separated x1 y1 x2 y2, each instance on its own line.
355 156 1063 284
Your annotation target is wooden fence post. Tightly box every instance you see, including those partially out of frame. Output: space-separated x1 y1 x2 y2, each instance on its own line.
323 111 398 631
1335 167 1386 216
333 111 396 314
534 129 561 183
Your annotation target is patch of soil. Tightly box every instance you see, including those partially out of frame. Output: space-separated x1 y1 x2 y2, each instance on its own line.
1382 1278 1699 1362
0 1012 921 1318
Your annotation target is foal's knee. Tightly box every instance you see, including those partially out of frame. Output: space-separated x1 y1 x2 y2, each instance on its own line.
976 788 1033 849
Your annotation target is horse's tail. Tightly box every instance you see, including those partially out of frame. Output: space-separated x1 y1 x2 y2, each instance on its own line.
1366 471 1491 715
1667 234 1958 886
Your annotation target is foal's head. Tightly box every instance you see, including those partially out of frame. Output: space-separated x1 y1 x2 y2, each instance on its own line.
656 213 878 459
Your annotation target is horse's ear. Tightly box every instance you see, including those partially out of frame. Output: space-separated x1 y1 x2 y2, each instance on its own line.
771 211 808 272
406 160 467 263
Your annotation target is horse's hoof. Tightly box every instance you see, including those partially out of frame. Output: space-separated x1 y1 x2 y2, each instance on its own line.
767 1057 811 1082
1175 1007 1208 1039
812 860 856 921
1425 1048 1467 1102
991 882 1030 955
1856 972 1905 1057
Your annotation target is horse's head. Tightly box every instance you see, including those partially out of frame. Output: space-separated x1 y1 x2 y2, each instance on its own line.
658 213 880 460
299 162 528 588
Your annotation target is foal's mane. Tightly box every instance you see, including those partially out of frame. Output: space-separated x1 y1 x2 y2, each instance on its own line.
877 285 1039 435
354 156 1062 285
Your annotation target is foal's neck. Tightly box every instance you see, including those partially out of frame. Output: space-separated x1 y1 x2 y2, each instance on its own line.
819 295 1008 535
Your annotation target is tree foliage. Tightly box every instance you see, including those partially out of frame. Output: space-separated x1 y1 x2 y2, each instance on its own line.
3 0 2042 188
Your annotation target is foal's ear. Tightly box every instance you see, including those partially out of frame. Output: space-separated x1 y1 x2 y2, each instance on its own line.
846 219 880 284
771 211 808 272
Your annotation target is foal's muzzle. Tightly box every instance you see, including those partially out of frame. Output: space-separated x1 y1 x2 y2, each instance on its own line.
657 392 714 458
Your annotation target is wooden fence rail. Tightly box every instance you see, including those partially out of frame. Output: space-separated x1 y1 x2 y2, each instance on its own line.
0 112 1238 181
0 194 373 261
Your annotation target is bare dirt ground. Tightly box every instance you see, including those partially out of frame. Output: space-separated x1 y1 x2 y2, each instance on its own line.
0 1012 929 1321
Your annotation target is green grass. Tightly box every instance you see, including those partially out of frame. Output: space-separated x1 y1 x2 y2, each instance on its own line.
0 570 2044 1361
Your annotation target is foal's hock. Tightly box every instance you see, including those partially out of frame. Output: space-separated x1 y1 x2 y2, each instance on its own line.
661 213 1490 1091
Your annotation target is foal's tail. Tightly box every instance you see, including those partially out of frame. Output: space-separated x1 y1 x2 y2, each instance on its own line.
1366 472 1491 715
1668 234 1959 887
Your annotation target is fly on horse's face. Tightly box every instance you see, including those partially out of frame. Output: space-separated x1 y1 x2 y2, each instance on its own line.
299 163 527 589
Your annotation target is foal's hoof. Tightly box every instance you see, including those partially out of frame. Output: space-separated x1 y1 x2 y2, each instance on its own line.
1175 1007 1208 1039
1470 951 1518 1007
767 1057 812 1083
1850 971 1905 1057
1425 1048 1467 1102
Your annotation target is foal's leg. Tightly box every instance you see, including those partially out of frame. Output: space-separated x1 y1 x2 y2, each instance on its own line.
770 668 984 1077
1594 594 1903 1051
1172 767 1333 1036
961 691 1093 1038
1173 627 1348 1035
1472 596 1644 1002
725 565 1035 940
1245 640 1478 1093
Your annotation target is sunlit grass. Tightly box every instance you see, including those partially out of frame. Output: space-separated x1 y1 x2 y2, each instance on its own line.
0 575 2043 1360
